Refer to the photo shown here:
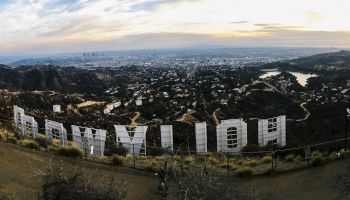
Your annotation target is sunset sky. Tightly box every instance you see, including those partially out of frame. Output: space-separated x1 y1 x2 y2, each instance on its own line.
1 0 350 55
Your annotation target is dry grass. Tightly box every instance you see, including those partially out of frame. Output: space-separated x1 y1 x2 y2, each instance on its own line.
144 160 160 172
236 167 254 177
262 156 273 163
111 155 124 166
19 139 40 150
285 154 296 162
244 160 258 167
184 156 196 165
55 146 84 158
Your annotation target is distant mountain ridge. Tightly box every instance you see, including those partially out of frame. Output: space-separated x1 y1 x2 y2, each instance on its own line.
262 50 350 71
0 65 113 93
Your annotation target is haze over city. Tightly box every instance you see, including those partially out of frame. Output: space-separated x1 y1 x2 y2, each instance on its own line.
1 0 350 55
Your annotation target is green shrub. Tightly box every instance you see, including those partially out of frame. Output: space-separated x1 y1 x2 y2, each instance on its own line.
138 156 147 160
207 157 219 165
7 136 17 144
285 154 296 162
184 156 195 165
235 160 243 166
48 145 58 153
104 145 128 156
56 146 83 158
173 155 181 161
125 154 133 161
154 156 164 162
261 156 272 163
146 147 165 156
35 134 47 148
236 167 254 177
311 151 322 166
205 164 217 173
20 139 40 150
311 155 322 166
111 155 124 166
219 163 238 171
296 155 304 162
311 151 322 157
244 160 258 167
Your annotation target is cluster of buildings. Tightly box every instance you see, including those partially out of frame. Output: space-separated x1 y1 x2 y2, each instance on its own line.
102 65 255 121
262 72 350 105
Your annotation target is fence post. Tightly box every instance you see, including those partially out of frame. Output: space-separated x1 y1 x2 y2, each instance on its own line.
180 151 184 176
84 138 88 159
45 133 48 152
133 144 136 168
271 152 274 174
227 154 230 176
275 150 278 172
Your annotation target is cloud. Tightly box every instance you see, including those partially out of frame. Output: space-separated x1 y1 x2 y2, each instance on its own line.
1 30 350 56
0 0 350 55
231 21 250 24
254 23 304 31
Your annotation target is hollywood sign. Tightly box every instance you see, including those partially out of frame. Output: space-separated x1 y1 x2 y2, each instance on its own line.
13 106 286 156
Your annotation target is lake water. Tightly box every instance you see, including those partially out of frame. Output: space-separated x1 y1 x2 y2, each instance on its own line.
259 70 317 87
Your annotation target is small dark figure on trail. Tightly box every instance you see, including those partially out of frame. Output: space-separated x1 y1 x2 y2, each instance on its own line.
155 168 168 197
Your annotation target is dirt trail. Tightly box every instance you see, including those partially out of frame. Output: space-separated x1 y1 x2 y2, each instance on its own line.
130 112 141 127
176 111 198 125
0 143 159 200
296 102 311 121
67 104 83 117
212 108 220 125
1 142 349 200
77 100 105 108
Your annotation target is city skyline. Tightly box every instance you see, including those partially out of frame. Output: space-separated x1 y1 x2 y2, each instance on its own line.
1 0 350 55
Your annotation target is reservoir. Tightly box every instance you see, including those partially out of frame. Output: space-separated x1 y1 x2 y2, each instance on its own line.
259 70 317 87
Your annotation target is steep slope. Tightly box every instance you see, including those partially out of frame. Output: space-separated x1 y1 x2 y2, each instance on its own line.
0 65 113 93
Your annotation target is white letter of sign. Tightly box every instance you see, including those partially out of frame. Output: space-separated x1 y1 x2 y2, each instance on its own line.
195 122 207 154
45 119 67 146
71 125 107 156
216 119 247 153
258 115 286 147
13 106 38 138
114 125 147 156
161 125 173 150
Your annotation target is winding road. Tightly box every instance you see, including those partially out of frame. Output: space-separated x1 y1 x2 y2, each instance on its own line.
296 102 311 121
212 108 220 125
130 112 141 127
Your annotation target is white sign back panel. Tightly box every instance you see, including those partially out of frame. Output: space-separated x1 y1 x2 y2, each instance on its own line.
258 115 286 147
13 106 38 138
160 125 173 150
195 122 207 154
45 119 67 146
72 125 107 156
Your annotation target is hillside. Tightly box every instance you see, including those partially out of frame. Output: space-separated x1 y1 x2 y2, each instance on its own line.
0 65 113 94
0 142 347 200
262 50 350 72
